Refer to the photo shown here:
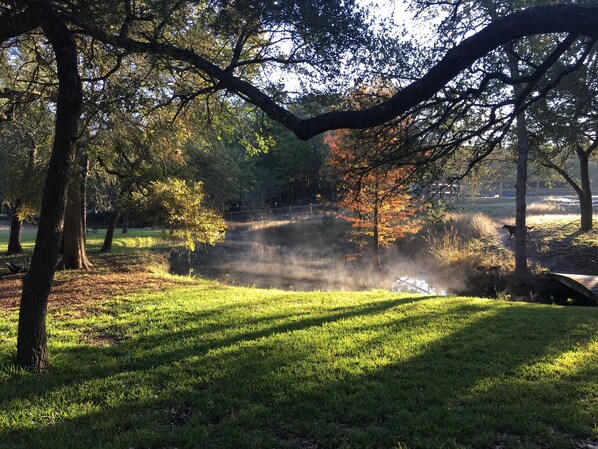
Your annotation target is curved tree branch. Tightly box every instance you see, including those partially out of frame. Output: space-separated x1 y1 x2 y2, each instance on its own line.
0 7 40 42
65 4 598 139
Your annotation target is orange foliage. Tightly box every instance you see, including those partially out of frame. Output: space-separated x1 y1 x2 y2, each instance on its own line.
324 94 421 250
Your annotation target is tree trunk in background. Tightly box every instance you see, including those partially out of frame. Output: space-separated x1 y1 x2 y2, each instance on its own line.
17 7 82 372
580 193 593 232
7 201 23 254
543 148 593 232
506 50 530 278
100 210 119 253
373 208 381 273
513 115 530 277
81 155 89 241
59 165 92 270
578 150 593 231
121 210 129 234
372 174 382 273
8 123 39 255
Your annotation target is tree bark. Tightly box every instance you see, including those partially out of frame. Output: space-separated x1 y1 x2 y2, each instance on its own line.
372 174 382 273
373 206 381 272
513 115 530 277
100 209 120 253
16 6 82 372
506 50 530 278
121 210 129 234
7 201 23 254
59 168 92 270
577 149 593 231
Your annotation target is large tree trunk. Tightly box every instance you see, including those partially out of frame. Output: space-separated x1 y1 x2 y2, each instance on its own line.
513 115 530 277
16 7 82 372
7 201 23 254
577 149 593 231
100 209 120 253
59 170 92 269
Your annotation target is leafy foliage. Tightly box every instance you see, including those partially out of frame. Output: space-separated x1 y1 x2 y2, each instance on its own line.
327 129 421 246
325 85 421 254
133 178 225 251
0 103 52 220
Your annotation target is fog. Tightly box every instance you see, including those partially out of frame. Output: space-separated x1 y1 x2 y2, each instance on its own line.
171 217 456 294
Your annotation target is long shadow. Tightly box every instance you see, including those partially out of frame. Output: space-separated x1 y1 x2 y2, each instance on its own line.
0 294 429 405
0 298 596 449
529 221 598 274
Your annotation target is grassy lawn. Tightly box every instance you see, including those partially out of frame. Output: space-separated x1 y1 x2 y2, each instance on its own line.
0 220 596 448
1 274 596 448
0 227 168 253
446 197 582 221
526 215 598 275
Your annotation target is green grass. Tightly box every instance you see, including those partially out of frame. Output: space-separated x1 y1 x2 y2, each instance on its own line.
0 281 596 448
0 227 168 252
0 228 170 275
0 219 596 447
450 197 518 219
86 229 171 250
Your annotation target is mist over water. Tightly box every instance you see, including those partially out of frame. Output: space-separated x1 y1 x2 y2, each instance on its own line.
170 217 453 294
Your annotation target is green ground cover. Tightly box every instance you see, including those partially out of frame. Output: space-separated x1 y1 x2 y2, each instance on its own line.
0 227 167 252
0 208 596 448
1 278 596 448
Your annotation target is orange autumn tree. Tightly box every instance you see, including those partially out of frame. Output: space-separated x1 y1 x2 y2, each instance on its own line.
325 86 422 271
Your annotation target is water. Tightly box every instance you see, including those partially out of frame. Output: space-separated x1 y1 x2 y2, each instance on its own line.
391 276 447 296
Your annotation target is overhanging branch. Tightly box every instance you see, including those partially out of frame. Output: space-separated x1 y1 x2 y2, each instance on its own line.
64 4 598 140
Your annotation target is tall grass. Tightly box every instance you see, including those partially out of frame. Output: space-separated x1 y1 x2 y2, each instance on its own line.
447 212 498 240
527 201 565 215
427 213 514 272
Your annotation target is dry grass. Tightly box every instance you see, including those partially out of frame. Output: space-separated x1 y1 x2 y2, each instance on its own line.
427 225 513 271
526 213 580 228
425 212 516 297
526 201 565 215
447 212 499 240
524 215 598 275
0 250 195 312
427 212 512 270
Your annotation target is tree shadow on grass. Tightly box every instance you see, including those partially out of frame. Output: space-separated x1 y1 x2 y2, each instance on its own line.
0 298 596 449
0 294 428 403
529 221 598 274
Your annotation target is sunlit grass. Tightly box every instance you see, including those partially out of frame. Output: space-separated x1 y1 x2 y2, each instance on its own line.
0 281 596 449
451 197 574 219
0 213 596 447
0 228 169 256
